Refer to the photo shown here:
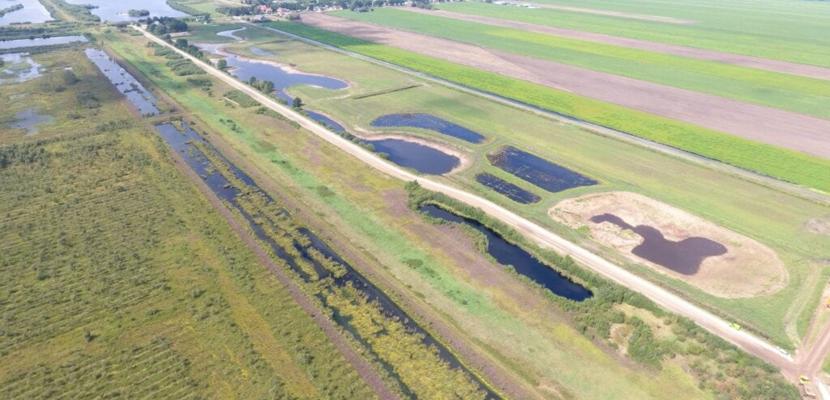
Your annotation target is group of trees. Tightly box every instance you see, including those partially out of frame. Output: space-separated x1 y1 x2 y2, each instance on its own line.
217 0 434 15
146 17 188 35
0 3 24 18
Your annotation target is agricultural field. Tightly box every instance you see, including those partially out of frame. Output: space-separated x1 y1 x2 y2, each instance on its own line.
101 24 801 399
269 21 830 194
437 0 830 68
332 8 830 121
0 48 377 399
175 22 830 349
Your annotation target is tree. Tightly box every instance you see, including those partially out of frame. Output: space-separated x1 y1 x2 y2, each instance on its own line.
292 97 304 109
216 59 227 71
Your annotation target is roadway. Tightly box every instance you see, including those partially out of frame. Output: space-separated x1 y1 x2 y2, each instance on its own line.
135 25 828 391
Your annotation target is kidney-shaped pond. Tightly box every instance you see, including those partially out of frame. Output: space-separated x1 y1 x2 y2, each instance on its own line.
421 204 592 301
590 213 727 275
371 113 485 144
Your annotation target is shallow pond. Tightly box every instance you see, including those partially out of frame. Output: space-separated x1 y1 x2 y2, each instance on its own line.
421 204 592 301
488 146 596 193
368 138 459 175
0 52 40 83
0 0 54 26
0 35 87 51
85 48 160 116
65 0 187 22
154 122 498 399
8 107 52 135
476 173 540 204
371 113 486 144
590 213 727 275
218 52 348 103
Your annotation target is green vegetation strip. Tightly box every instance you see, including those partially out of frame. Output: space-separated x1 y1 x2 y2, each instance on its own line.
268 21 830 193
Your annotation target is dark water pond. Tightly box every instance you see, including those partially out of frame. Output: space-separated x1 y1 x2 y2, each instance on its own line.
154 122 497 399
0 0 54 26
590 213 727 275
306 110 345 132
488 146 596 193
368 138 459 175
476 173 540 204
371 113 485 144
0 52 40 83
85 48 159 116
8 107 52 135
421 204 592 301
219 53 347 103
0 35 87 50
65 0 187 22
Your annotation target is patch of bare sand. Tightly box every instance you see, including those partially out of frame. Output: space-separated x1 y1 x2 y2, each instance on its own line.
806 216 830 235
549 192 787 298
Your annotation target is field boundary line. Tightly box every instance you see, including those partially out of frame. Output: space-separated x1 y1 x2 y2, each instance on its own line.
256 23 830 207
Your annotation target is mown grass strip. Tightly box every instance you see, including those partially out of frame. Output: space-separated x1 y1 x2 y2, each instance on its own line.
268 21 830 193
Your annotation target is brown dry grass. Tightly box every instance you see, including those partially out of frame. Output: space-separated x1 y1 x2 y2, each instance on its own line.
549 191 788 298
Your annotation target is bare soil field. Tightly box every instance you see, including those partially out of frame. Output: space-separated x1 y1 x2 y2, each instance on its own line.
549 192 788 298
807 216 830 236
300 13 830 158
401 7 830 81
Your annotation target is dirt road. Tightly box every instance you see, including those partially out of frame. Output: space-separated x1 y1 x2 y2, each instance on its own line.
401 7 830 81
299 13 830 159
136 25 799 375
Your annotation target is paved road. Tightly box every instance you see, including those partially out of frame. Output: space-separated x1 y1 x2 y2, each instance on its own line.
136 26 824 382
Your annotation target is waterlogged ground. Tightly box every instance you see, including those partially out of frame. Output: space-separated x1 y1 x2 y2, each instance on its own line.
0 53 40 84
0 35 87 51
489 145 597 192
84 48 159 116
6 107 52 135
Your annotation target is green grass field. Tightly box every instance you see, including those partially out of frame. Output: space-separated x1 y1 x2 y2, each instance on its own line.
332 8 830 119
267 21 830 195
438 0 830 68
0 48 375 399
210 23 830 347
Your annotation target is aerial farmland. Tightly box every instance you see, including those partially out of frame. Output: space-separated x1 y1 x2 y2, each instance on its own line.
1 1 828 399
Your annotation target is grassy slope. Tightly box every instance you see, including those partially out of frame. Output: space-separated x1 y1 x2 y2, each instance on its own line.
104 31 718 400
233 25 830 345
0 48 374 399
268 21 830 198
332 8 830 119
438 1 830 68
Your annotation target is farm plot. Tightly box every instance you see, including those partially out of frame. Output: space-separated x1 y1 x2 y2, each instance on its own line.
436 1 830 69
310 12 830 159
